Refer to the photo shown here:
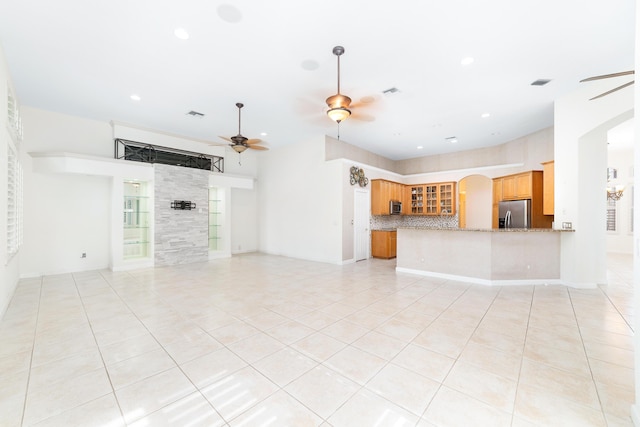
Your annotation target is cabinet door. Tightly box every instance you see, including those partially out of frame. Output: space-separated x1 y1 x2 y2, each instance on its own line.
389 231 397 258
371 231 385 257
371 180 390 215
389 182 399 202
409 185 425 214
425 185 438 215
502 176 516 199
515 173 532 199
492 178 503 204
438 182 455 215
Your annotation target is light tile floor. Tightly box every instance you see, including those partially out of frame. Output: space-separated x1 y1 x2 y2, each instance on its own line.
0 253 634 426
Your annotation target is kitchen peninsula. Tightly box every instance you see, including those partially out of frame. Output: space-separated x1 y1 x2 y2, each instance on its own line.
396 227 569 286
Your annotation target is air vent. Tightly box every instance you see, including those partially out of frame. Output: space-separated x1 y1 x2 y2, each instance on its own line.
186 110 205 117
531 79 551 86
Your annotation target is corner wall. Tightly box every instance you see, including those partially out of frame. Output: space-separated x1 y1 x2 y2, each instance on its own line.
554 81 633 287
257 136 343 264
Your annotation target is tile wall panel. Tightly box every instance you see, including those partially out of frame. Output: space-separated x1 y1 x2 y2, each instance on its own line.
154 164 210 266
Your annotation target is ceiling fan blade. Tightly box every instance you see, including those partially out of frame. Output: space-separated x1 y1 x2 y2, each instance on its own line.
580 70 634 82
249 145 269 151
246 138 262 145
219 136 233 143
589 80 634 100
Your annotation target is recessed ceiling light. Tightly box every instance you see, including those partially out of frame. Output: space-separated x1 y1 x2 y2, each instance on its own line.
445 136 458 144
130 94 141 101
461 57 474 66
481 112 491 118
417 146 423 150
260 132 268 136
174 28 189 40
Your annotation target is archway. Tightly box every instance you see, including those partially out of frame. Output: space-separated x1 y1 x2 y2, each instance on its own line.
458 174 492 229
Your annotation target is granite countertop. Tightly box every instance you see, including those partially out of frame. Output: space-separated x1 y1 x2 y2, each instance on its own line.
397 227 574 232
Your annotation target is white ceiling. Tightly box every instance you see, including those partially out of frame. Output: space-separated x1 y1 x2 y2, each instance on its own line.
0 0 635 160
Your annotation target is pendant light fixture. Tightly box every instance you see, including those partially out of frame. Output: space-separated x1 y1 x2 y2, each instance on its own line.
326 46 352 123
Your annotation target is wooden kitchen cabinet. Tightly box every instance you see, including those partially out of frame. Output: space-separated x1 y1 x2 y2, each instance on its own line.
371 230 397 259
371 179 404 215
500 172 533 200
492 170 552 228
406 182 456 216
542 161 554 215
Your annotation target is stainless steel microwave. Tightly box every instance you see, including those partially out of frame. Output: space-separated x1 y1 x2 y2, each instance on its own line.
389 200 402 215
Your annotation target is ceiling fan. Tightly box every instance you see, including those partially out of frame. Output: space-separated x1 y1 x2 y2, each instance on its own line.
580 70 634 100
218 102 269 153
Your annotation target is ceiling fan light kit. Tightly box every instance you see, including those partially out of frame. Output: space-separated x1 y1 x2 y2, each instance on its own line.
218 102 268 158
326 45 352 123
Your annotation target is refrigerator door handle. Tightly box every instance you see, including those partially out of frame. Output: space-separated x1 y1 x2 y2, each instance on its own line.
505 210 511 228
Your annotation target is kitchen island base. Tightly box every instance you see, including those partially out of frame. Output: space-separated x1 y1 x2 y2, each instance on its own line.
396 228 566 287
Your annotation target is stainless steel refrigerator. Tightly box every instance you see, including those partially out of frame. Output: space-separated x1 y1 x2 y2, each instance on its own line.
498 200 531 228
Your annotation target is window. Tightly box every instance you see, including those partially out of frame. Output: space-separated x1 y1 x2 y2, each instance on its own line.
606 198 617 232
7 145 23 261
7 83 23 142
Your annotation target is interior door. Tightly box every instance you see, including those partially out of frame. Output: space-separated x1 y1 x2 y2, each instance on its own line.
354 189 370 261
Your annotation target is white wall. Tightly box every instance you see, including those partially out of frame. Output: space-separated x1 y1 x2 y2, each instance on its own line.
18 110 260 277
555 80 633 287
0 43 20 318
21 172 111 276
230 188 258 253
257 136 343 264
606 146 634 254
632 5 640 424
19 109 114 276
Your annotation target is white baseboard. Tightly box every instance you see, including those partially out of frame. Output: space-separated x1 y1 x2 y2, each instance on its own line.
394 267 591 288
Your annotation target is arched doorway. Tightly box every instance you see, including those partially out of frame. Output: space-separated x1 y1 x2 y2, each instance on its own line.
458 175 492 229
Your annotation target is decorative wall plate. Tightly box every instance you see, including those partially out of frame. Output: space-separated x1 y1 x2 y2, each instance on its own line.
350 166 368 187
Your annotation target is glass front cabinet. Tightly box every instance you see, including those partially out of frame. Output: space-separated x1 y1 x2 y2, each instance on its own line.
113 177 153 271
406 182 456 216
208 187 224 252
123 181 151 259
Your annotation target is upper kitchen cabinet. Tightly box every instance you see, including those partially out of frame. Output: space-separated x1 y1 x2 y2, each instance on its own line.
492 170 552 228
494 171 541 201
541 161 554 215
406 182 456 216
500 172 534 200
371 179 404 215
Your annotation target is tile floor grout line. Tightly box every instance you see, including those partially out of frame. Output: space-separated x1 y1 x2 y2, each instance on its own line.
18 275 43 427
98 269 232 426
596 283 635 333
417 282 511 423
567 286 609 425
508 282 535 427
7 253 632 426
72 271 128 426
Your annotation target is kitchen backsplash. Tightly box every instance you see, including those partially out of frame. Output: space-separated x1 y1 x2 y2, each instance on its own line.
371 214 459 230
